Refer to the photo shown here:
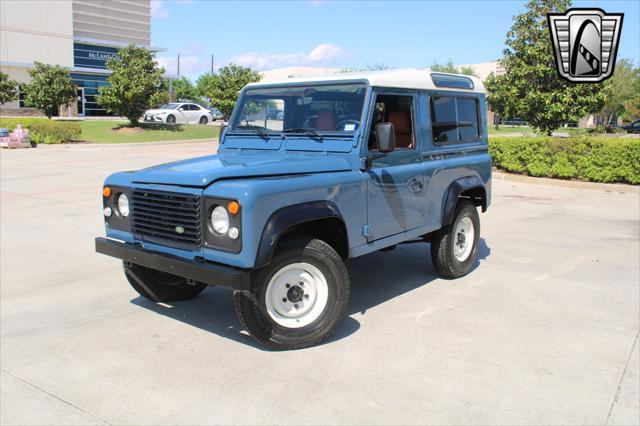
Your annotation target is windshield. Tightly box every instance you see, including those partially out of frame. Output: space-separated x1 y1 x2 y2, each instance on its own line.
160 103 181 110
230 83 367 135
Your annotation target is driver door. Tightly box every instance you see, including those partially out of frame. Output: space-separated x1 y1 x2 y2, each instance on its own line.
176 104 190 123
365 91 427 241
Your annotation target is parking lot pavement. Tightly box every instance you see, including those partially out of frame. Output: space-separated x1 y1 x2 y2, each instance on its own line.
1 141 638 425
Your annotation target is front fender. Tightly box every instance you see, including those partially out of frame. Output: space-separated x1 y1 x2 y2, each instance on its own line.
255 201 344 268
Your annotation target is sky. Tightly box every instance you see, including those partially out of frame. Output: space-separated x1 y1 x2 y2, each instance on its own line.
151 0 640 80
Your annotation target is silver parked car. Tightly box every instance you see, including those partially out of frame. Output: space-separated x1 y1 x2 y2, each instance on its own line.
207 107 225 121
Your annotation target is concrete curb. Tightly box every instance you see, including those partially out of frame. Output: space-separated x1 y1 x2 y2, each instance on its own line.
493 170 639 193
36 138 217 149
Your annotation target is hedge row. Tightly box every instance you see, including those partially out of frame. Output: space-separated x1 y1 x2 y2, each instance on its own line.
0 118 81 144
489 136 640 185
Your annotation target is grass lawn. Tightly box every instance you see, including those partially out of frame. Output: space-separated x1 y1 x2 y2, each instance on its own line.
79 120 220 143
488 125 590 136
488 125 534 135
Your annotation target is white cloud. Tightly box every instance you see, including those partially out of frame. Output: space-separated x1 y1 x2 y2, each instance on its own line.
151 0 169 19
230 44 350 70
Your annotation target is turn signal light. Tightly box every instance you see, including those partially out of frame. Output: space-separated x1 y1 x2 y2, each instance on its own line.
103 187 111 197
228 201 240 215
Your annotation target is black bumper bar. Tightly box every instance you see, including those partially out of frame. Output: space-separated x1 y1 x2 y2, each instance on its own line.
95 237 251 291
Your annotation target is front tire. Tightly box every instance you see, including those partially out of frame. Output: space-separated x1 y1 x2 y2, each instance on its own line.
124 262 206 302
234 238 350 350
165 114 176 124
430 200 480 278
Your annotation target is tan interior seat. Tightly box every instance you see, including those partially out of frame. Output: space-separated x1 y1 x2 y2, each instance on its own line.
316 110 337 131
387 111 413 148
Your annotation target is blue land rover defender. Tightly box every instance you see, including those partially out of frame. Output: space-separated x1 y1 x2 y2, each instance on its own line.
96 69 491 349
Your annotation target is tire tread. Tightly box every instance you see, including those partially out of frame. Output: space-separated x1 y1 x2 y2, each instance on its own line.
234 237 349 350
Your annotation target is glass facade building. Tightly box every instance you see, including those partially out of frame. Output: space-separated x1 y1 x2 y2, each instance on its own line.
0 1 168 118
71 43 119 116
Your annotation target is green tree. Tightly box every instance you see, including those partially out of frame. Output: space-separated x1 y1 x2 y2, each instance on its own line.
171 76 200 102
623 97 640 122
24 62 76 118
431 60 477 76
196 73 218 99
597 59 639 124
202 64 261 117
98 44 166 126
485 0 606 135
0 71 18 104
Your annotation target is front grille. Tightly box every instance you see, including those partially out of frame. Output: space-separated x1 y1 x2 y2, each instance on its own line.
131 189 202 247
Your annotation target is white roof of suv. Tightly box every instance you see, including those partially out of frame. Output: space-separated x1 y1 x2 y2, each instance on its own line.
246 68 485 94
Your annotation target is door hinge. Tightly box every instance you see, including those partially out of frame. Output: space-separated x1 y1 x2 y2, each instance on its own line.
362 224 374 238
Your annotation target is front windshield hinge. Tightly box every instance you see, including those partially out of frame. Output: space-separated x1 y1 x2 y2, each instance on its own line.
354 131 362 148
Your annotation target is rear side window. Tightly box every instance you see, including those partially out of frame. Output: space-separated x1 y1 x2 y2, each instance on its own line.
430 96 480 143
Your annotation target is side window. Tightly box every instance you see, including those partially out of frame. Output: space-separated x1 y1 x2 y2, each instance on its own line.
368 94 415 151
188 104 200 111
430 96 480 143
457 98 479 141
431 97 457 143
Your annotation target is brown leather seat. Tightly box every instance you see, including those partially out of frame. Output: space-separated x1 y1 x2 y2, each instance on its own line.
387 111 413 148
316 110 337 131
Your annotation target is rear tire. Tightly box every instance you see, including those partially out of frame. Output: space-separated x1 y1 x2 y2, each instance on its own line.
124 262 206 302
234 237 350 350
199 116 208 125
430 200 480 278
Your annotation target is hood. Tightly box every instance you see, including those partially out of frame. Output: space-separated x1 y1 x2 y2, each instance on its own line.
145 109 168 115
131 152 352 187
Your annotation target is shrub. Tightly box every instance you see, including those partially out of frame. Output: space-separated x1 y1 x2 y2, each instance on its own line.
489 136 640 185
0 118 81 144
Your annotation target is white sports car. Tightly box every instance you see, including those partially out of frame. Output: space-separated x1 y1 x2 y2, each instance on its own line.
144 102 212 125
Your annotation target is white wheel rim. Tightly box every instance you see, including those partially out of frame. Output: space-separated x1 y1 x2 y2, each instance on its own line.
265 262 329 328
453 216 474 261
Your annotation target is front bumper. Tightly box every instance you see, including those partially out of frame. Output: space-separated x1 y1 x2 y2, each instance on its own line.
144 115 164 122
95 237 251 291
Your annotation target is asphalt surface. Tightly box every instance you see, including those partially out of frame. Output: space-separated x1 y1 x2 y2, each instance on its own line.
1 141 639 425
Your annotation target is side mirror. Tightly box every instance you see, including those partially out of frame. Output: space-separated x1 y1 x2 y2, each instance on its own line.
375 122 396 153
177 107 184 111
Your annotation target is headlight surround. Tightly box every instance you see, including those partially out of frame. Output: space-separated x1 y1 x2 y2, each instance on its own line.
211 205 229 234
116 193 130 217
203 198 241 253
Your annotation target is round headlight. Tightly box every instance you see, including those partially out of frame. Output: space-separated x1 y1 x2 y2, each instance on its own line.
117 193 129 217
211 206 229 234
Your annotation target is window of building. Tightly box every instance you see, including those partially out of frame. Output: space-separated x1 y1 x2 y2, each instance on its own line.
430 96 480 143
18 85 27 108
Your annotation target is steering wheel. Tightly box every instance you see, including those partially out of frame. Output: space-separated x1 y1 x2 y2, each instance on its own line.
335 119 360 131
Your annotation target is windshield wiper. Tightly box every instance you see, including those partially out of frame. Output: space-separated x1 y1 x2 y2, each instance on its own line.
283 128 323 141
233 125 270 140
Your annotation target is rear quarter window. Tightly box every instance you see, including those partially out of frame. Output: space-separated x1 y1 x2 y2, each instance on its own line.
430 96 480 144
